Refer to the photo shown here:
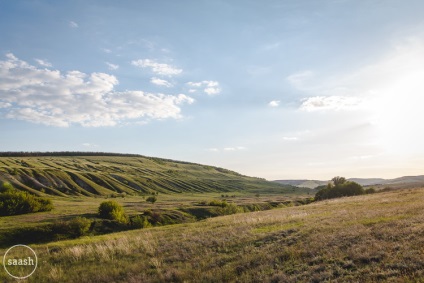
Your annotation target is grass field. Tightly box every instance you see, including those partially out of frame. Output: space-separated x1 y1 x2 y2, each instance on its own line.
0 191 312 248
0 155 306 196
1 187 423 282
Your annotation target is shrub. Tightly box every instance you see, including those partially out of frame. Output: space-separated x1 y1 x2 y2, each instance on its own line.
146 196 157 204
365 188 376 194
315 177 364 201
98 200 128 223
0 184 53 216
130 215 152 229
68 216 92 236
50 217 92 239
0 182 14 193
220 203 242 215
209 200 228 207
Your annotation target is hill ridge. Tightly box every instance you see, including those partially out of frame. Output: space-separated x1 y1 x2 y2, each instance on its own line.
0 154 296 197
275 175 424 189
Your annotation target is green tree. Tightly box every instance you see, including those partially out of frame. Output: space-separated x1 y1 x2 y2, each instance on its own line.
98 200 128 223
332 176 347 186
0 182 53 216
315 177 364 201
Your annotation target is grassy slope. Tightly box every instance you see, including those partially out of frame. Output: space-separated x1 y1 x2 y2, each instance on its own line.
0 156 301 196
1 188 423 282
0 192 310 236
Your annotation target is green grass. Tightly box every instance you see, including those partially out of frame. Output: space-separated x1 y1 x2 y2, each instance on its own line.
0 156 306 197
0 191 311 248
1 188 423 282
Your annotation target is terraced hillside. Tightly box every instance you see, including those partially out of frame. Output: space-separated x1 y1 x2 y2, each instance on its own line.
0 154 295 196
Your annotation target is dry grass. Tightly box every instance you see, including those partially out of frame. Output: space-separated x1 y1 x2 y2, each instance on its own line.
1 188 424 282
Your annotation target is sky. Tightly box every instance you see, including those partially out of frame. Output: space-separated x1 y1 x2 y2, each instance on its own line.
1 0 424 180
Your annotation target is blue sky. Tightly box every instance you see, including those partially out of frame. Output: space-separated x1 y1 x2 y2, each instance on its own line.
1 0 424 180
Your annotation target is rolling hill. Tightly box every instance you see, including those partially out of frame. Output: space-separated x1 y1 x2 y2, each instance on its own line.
275 175 424 189
0 152 297 196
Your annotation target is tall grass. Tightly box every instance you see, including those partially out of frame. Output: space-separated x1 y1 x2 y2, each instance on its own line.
1 188 422 282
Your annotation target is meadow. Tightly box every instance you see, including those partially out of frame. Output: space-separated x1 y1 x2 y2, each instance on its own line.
0 155 311 248
1 187 423 282
1 155 423 282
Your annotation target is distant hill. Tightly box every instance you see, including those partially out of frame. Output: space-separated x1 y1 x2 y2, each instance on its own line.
0 153 298 197
274 175 424 189
273 180 328 189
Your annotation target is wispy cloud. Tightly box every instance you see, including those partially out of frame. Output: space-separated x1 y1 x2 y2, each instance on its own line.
208 146 247 152
289 37 424 156
69 21 79 28
0 54 194 127
224 146 246 151
150 77 172 87
286 70 314 90
268 100 280 107
34 59 52 68
82 143 99 148
131 59 182 76
186 80 221 96
105 62 119 70
262 42 281 51
300 96 362 112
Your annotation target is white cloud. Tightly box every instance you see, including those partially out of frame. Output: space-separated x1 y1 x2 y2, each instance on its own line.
207 146 247 152
0 102 11 108
150 77 172 87
300 96 362 112
291 37 424 156
268 100 280 107
131 59 182 76
204 87 220 95
187 82 203 87
224 146 247 151
35 59 52 68
186 80 221 96
106 62 119 70
102 48 112 54
0 54 194 127
82 143 98 148
69 21 79 28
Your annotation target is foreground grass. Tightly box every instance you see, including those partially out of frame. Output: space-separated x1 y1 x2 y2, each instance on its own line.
1 188 424 282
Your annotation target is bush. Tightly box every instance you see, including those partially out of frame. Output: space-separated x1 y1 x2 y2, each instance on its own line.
0 182 14 193
146 196 157 204
98 200 128 223
220 203 242 215
68 216 92 236
0 184 53 216
50 217 92 239
365 188 376 194
130 215 151 229
209 199 228 207
1 217 92 246
315 177 364 201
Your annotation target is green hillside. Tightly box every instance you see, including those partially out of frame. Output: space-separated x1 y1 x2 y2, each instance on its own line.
0 154 297 196
1 187 422 282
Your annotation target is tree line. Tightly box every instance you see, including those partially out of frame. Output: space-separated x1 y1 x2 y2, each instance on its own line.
315 176 375 201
